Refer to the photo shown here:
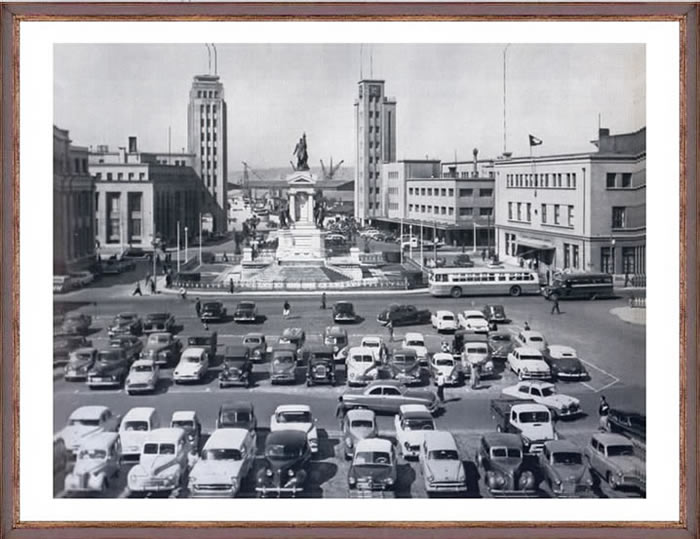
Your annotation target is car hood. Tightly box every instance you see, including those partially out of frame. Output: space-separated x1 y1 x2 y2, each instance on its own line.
72 458 109 476
136 454 180 477
191 459 242 482
60 425 102 449
348 427 375 441
127 371 155 384
120 430 149 449
425 459 463 481
67 357 92 369
551 463 589 483
610 456 646 477
542 395 579 408
144 343 170 353
90 361 124 375
272 423 314 435
390 361 420 374
519 360 549 371
351 465 392 482
520 422 554 440
110 321 132 329
176 362 203 375
224 360 248 370
434 364 460 377
405 345 427 356
401 430 429 444
490 458 523 475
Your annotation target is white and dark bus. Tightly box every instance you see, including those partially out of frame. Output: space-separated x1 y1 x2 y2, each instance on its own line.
429 267 541 298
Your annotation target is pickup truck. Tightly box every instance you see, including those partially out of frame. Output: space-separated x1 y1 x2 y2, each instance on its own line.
490 399 556 454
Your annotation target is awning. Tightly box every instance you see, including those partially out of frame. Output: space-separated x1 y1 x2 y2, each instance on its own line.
517 238 555 251
516 238 555 264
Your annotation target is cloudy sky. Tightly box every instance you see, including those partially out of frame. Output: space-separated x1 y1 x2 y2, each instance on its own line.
54 43 645 172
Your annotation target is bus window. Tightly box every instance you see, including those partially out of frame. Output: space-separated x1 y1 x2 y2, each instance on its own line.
487 273 495 282
498 274 507 281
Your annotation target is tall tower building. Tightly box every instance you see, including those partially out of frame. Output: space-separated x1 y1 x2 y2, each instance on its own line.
354 79 397 223
187 74 228 231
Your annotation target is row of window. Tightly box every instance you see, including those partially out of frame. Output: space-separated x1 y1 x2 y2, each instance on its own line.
199 132 218 142
200 118 218 128
407 187 493 198
200 146 218 156
96 171 146 182
506 172 577 189
407 204 493 217
387 171 400 180
387 202 399 210
197 91 219 100
201 159 218 170
508 202 574 227
387 187 399 195
606 172 633 189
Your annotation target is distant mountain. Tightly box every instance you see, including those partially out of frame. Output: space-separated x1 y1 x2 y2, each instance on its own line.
228 165 354 186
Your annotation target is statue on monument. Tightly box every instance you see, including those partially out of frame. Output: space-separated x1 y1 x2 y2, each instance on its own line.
313 190 326 229
293 133 309 171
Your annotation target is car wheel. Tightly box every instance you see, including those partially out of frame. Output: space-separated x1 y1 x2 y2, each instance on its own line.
509 286 522 297
607 472 617 490
450 287 463 298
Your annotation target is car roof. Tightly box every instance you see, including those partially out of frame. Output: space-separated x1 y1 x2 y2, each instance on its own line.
392 348 417 357
325 326 347 336
149 332 172 339
361 335 382 342
308 344 334 353
423 430 458 450
70 405 110 419
520 330 544 338
515 346 544 356
275 404 311 414
131 359 156 368
461 310 485 316
403 332 424 339
282 327 304 336
203 301 222 306
489 331 512 338
544 439 581 453
609 408 645 419
144 428 185 444
593 432 635 445
273 343 298 352
435 310 454 317
171 410 197 422
147 312 170 318
483 432 523 448
355 438 392 452
335 301 353 306
237 301 256 307
432 352 454 361
366 380 404 390
518 381 554 390
219 401 253 413
348 346 375 355
182 347 206 356
547 345 577 355
399 404 431 417
123 407 157 421
266 429 307 447
346 409 376 422
79 432 119 449
116 312 137 317
243 332 265 339
204 428 249 450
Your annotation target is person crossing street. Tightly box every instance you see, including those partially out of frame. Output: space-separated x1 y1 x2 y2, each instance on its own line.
195 297 202 319
435 371 446 403
386 320 394 342
550 294 561 315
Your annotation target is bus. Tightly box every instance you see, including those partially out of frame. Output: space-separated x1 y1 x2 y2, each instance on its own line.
429 267 541 298
542 272 614 300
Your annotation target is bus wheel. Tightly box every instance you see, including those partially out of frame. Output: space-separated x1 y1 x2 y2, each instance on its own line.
450 287 463 298
509 286 522 297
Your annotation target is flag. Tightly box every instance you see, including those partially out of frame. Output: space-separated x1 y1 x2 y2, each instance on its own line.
529 134 543 146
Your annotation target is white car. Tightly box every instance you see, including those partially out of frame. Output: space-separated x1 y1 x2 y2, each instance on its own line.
514 330 548 352
431 311 457 332
507 347 552 381
125 359 159 394
173 347 209 383
269 404 319 454
419 431 467 494
502 381 582 418
189 428 257 497
57 405 120 457
127 428 191 495
360 335 385 362
457 310 489 333
394 404 436 459
64 432 121 494
119 406 161 461
401 332 429 364
429 353 462 386
346 346 380 386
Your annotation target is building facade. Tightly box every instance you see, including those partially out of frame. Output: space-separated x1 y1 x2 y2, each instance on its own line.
54 126 97 273
187 74 228 231
354 79 397 223
493 127 646 280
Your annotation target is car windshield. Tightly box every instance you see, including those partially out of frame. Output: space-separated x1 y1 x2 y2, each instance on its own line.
118 315 136 322
552 451 583 465
393 355 414 365
68 418 100 427
171 420 194 430
149 335 170 344
466 347 487 354
352 355 373 363
541 387 555 397
133 364 154 373
521 355 542 361
71 352 93 362
97 352 121 362
607 444 635 457
406 340 424 347
350 420 374 429
441 314 455 321
519 412 550 423
266 444 302 459
201 448 242 461
79 448 107 459
325 336 345 346
492 447 522 458
435 358 454 367
244 337 261 345
273 355 294 365
354 451 391 465
529 336 544 342
143 443 175 455
123 421 149 431
277 412 311 424
490 334 510 342
428 449 459 460
220 411 249 425
467 315 484 320
404 419 434 430
185 355 203 363
363 341 380 348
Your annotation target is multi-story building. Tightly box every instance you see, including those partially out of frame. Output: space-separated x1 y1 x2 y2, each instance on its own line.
354 79 397 223
187 74 228 231
54 126 97 273
493 127 646 281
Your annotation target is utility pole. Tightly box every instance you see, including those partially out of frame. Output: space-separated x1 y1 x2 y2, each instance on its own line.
503 44 511 155
176 221 181 273
199 212 203 265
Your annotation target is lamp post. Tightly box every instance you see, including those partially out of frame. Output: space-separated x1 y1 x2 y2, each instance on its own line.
184 226 189 264
176 221 181 273
610 238 616 274
199 212 203 265
151 234 159 293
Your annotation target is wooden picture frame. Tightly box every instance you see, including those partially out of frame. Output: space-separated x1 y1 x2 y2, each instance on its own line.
1 3 697 538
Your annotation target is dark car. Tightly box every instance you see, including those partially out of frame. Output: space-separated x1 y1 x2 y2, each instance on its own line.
256 430 311 498
324 326 349 362
188 332 218 360
539 440 593 497
216 402 257 431
140 332 182 366
377 304 431 327
108 312 143 337
233 302 258 323
87 348 129 389
347 438 397 497
143 312 175 334
338 381 441 415
201 301 227 323
121 247 151 260
333 301 357 323
279 328 306 351
542 346 588 381
61 312 92 335
476 432 537 497
219 345 253 388
604 408 646 444
63 347 98 381
109 335 143 362
306 345 337 386
453 254 474 268
54 334 92 364
387 348 421 385
242 333 267 362
482 304 508 324
270 343 298 384
488 331 515 361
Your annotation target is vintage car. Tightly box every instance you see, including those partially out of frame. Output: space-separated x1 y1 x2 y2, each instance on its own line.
501 381 582 419
477 432 538 497
242 332 267 362
429 352 463 386
119 406 161 461
339 380 441 415
387 348 422 385
584 432 646 492
431 310 458 333
140 332 182 366
58 405 120 457
187 332 218 360
173 347 209 383
233 301 258 323
306 345 337 386
64 432 121 494
125 359 160 394
539 440 594 497
270 343 298 384
54 334 92 364
87 348 130 389
216 402 257 431
143 312 176 334
63 347 97 381
201 301 227 322
401 332 429 364
270 405 319 455
189 428 257 498
377 304 431 327
514 330 548 352
488 331 515 361
394 404 436 459
109 335 144 362
170 411 202 450
219 345 253 388
603 408 646 444
453 254 474 268
542 345 588 381
360 335 386 363
481 304 508 324
256 430 311 497
347 438 397 497
323 326 349 362
419 431 467 495
341 409 378 460
127 428 191 495
457 310 489 333
61 312 92 335
507 347 552 381
279 327 306 350
333 301 357 323
107 312 143 337
69 270 95 288
345 346 380 387
490 399 556 454
458 333 496 380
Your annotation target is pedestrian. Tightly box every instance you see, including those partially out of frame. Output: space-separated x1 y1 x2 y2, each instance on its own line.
386 320 394 342
481 249 486 261
624 272 630 287
132 282 142 296
165 273 172 289
149 279 156 295
283 300 291 318
550 294 561 315
179 287 187 300
203 319 209 331
488 320 498 332
598 395 611 430
195 297 202 318
471 361 481 390
435 371 446 403
320 292 326 310
523 320 531 331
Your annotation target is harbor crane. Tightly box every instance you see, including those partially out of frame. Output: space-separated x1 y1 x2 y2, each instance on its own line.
320 157 344 181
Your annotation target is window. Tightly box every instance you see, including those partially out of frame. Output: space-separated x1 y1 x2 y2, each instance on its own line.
612 207 626 228
571 172 577 188
107 173 113 181
566 173 571 188
408 188 414 195
606 173 616 188
554 204 561 225
448 188 454 197
480 208 493 217
421 188 426 196
459 188 473 197
427 188 432 196
139 172 145 180
421 205 426 213
526 203 531 222
128 172 134 181
459 208 473 217
95 172 102 181
622 247 636 274
117 172 123 180
517 202 522 221
479 188 493 197
601 247 613 273
448 207 454 216
508 202 513 220
621 173 632 188
441 188 447 196
408 204 413 211
572 245 579 269
541 204 547 223
563 243 570 268
441 207 447 215
568 205 575 226
434 206 439 214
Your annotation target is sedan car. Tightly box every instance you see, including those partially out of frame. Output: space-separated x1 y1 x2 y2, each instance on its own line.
219 345 253 388
482 304 508 324
394 404 435 459
143 312 175 334
127 428 191 496
419 431 467 495
216 402 257 431
109 335 143 362
333 301 357 323
108 312 143 337
270 343 298 384
61 312 92 335
269 405 318 455
87 348 129 389
173 347 209 383
401 332 428 364
341 409 378 460
63 347 97 381
584 432 645 492
539 440 593 497
377 304 431 327
201 301 227 323
488 331 515 361
233 301 258 323
57 405 121 457
63 432 121 494
429 353 462 386
279 327 306 351
256 430 311 498
140 332 182 366
54 334 92 364
603 408 646 444
188 332 218 360
507 347 552 381
457 310 489 333
324 326 349 362
387 348 421 385
477 432 537 497
125 359 159 394
338 380 441 415
431 310 458 333
453 254 474 268
306 345 337 386
360 335 386 363
542 345 589 381
242 332 267 362
514 330 548 352
501 381 582 419
347 438 397 497
170 410 202 450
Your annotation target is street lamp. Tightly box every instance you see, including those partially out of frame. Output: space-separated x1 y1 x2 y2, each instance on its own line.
184 226 189 263
610 238 616 274
151 234 160 293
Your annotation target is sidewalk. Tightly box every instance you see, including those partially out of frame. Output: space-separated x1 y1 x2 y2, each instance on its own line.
610 306 646 325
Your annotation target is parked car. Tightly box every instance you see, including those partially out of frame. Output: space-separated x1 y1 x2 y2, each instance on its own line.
242 332 267 362
108 312 143 337
324 326 349 362
394 404 436 459
269 404 319 455
482 304 508 324
143 312 175 334
501 381 582 419
507 347 552 381
189 428 257 498
377 304 431 327
63 347 97 381
458 332 495 380
514 330 548 352
270 343 298 384
201 301 227 322
109 335 143 362
431 310 457 333
121 247 151 260
57 405 120 457
61 312 92 335
584 432 646 492
233 301 258 323
429 353 463 386
453 254 474 268
347 438 397 497
387 348 421 385
477 432 537 497
345 346 380 387
306 345 337 386
119 407 161 461
87 348 129 389
401 332 429 364
127 428 191 495
125 359 160 395
54 334 92 364
542 345 588 381
419 431 467 495
64 432 121 494
140 332 182 366
539 440 594 497
339 380 441 415
425 256 447 268
216 402 257 431
170 410 202 450
256 430 311 498
490 399 556 454
69 270 95 288
488 331 515 361
53 274 76 293
360 335 386 363
279 327 306 351
333 301 357 323
457 310 489 333
219 345 253 388
602 408 646 444
341 409 378 460
188 332 218 360
173 347 209 384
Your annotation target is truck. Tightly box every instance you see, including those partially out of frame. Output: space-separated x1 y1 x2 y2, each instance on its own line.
490 399 556 454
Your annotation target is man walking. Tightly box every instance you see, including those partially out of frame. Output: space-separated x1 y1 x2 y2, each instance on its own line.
471 361 481 390
320 292 326 310
283 300 291 318
550 294 561 315
229 278 235 294
386 320 394 342
195 297 202 319
132 282 143 296
598 395 610 430
435 371 446 403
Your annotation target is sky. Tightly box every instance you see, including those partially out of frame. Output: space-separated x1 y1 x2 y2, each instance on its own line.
54 43 645 174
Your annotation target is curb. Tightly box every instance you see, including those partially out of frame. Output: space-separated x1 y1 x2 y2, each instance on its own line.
157 286 430 298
